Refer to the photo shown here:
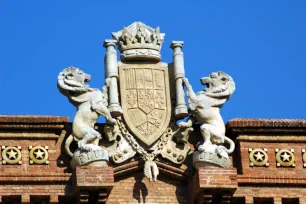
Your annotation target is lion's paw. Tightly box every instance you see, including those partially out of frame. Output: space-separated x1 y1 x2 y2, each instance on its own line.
216 146 229 159
178 122 189 128
78 141 92 152
108 118 117 125
198 144 205 152
182 78 189 84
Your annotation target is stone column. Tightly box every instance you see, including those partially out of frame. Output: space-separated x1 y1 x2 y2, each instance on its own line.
103 39 122 117
170 41 188 119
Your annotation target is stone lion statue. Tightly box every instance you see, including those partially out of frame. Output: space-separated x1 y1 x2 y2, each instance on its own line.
57 67 116 157
179 71 235 158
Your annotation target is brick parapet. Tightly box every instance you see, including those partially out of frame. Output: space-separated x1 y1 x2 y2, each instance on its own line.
0 115 68 130
226 118 306 139
1 116 306 203
227 118 306 129
227 118 306 203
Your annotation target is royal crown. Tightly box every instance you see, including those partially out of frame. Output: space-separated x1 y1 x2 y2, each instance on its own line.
112 22 165 61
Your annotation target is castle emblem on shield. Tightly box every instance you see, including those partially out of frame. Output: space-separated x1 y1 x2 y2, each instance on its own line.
119 62 171 146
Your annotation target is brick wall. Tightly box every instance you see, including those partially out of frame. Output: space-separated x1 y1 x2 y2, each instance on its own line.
1 116 306 203
107 171 189 204
228 118 306 203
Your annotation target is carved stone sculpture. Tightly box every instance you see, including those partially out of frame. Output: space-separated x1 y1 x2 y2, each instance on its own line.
179 71 236 168
170 41 188 118
108 22 194 181
57 22 238 181
112 21 165 61
57 67 116 166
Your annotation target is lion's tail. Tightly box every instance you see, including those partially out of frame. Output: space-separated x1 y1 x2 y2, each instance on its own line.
65 134 74 157
224 136 235 154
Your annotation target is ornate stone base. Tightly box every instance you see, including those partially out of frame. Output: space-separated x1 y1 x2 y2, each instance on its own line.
193 151 231 168
71 145 109 168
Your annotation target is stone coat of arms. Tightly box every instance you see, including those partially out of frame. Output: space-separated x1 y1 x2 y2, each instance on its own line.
58 22 236 181
119 62 171 146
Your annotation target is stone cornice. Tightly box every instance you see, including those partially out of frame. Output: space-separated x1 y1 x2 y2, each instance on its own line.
226 118 306 138
0 115 69 130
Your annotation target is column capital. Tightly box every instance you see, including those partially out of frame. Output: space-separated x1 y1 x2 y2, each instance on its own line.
170 41 184 49
103 39 117 48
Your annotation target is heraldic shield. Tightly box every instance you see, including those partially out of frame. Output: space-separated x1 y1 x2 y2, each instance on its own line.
119 62 171 146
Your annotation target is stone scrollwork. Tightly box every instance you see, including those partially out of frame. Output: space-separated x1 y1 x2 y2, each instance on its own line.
180 71 236 168
57 67 116 167
1 146 22 165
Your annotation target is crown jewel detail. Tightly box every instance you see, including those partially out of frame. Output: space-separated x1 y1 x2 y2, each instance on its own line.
112 22 165 61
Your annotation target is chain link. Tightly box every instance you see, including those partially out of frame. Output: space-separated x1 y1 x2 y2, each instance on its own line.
117 117 172 161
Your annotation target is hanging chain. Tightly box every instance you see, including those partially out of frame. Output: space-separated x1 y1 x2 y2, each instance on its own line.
117 117 172 161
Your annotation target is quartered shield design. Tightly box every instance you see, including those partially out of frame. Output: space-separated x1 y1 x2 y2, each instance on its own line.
119 63 171 146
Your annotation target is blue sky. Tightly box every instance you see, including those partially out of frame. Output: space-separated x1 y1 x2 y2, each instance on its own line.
0 1 305 123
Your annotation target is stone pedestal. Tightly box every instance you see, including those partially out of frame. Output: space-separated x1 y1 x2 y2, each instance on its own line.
193 151 232 168
70 146 109 169
73 166 114 204
190 167 238 204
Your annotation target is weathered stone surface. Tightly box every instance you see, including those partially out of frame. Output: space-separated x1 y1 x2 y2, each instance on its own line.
193 151 231 168
180 72 236 165
170 41 188 119
71 146 109 167
112 22 165 61
57 67 116 166
118 62 171 146
104 40 122 116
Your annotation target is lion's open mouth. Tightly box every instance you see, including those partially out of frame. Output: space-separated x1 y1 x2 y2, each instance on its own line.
85 74 91 82
201 77 211 90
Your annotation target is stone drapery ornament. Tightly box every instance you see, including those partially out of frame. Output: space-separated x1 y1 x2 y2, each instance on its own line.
57 67 116 167
179 71 236 168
